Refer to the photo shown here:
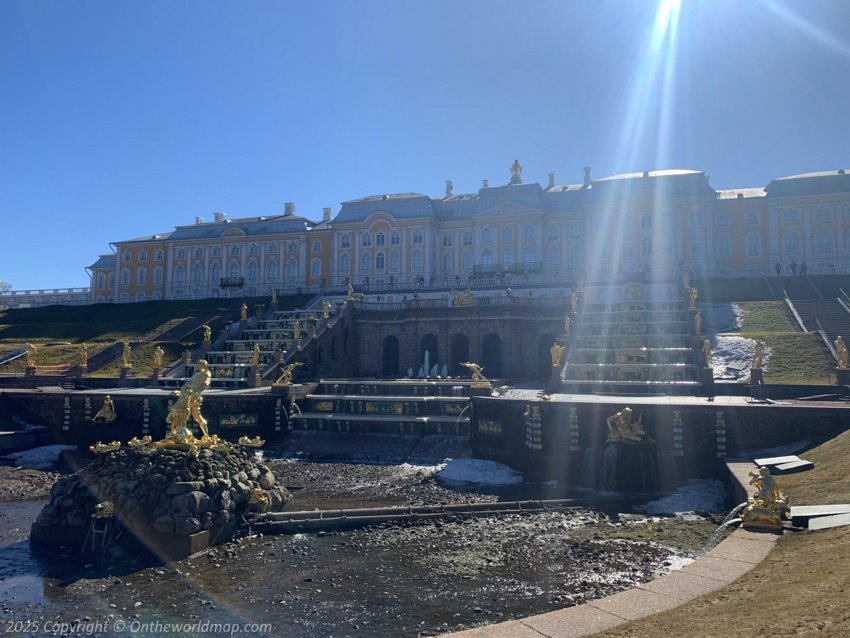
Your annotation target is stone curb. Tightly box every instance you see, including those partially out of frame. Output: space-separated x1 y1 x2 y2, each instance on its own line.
441 461 777 638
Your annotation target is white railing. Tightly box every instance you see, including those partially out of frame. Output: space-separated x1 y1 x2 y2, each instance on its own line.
0 287 92 309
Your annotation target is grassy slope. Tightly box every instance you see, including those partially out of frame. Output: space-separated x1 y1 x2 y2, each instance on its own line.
600 429 850 638
735 302 834 384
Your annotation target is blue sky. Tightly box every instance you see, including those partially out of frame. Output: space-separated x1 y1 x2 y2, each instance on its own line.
1 0 849 290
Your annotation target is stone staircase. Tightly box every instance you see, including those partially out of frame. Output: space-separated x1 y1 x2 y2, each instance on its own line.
791 299 850 345
288 379 473 436
563 292 701 393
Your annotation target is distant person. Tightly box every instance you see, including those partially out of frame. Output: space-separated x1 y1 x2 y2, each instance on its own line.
790 261 798 276
774 262 781 276
801 261 808 276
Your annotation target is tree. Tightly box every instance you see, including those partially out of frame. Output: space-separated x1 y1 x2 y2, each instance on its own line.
0 280 10 293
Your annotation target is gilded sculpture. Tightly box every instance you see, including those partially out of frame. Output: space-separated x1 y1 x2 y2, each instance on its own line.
563 314 571 338
702 337 713 366
835 336 849 369
121 338 132 368
271 289 277 304
79 342 88 368
740 466 788 530
165 359 212 443
689 287 698 310
550 341 566 367
693 312 702 335
252 343 260 367
752 340 765 369
240 303 248 321
25 343 37 368
202 324 212 342
605 407 653 443
293 320 301 341
570 291 578 314
274 361 304 386
323 300 332 319
509 159 522 180
153 345 164 368
92 395 117 423
461 362 489 387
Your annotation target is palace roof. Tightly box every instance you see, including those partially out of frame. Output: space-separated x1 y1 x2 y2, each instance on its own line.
88 254 116 269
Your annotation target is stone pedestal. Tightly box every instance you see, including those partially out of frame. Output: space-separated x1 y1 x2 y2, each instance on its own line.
202 339 211 349
468 384 491 398
151 367 161 382
702 366 715 396
750 368 764 385
182 350 192 365
837 367 850 386
25 366 36 377
119 366 131 381
550 366 563 391
249 366 261 388
240 319 248 330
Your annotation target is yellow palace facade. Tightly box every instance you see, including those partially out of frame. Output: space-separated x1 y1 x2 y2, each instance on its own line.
87 163 850 302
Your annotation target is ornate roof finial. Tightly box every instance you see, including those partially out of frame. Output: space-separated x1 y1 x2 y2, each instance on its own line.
445 180 454 197
509 159 523 184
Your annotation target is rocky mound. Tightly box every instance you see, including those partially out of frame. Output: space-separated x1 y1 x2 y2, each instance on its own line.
34 446 291 542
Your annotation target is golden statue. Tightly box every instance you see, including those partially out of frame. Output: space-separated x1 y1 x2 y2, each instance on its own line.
461 362 489 387
238 435 265 447
694 312 702 335
570 291 578 314
835 336 849 369
605 407 652 443
25 343 37 368
128 435 152 448
165 359 212 443
79 342 88 368
274 361 304 386
121 338 132 368
509 159 522 180
322 300 332 319
702 337 713 366
92 395 117 423
202 324 212 342
271 289 277 304
293 320 301 341
689 287 698 310
347 281 355 301
153 345 164 368
252 343 260 367
90 441 121 454
741 466 789 530
563 314 571 338
752 340 764 369
240 303 248 321
550 341 566 367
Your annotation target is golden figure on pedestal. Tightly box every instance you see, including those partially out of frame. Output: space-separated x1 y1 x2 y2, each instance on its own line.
25 343 37 368
702 337 713 366
689 287 699 310
121 339 132 368
550 341 566 367
79 342 88 368
240 304 248 321
202 324 212 342
605 407 653 443
563 314 571 338
835 336 848 369
271 289 277 304
752 340 765 369
323 300 332 319
293 320 301 341
741 466 788 530
153 345 164 368
694 312 702 335
252 344 260 367
570 291 579 314
92 395 117 423
274 361 304 386
462 362 489 387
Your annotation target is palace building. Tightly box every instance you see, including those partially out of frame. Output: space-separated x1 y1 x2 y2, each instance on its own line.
87 163 850 302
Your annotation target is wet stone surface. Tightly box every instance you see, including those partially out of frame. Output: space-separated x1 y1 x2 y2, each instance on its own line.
0 460 722 637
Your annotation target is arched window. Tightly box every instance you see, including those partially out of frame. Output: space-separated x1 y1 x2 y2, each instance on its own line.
715 236 730 258
286 260 299 278
463 232 473 246
524 226 535 240
194 248 203 258
390 251 400 270
689 234 705 257
287 241 298 253
311 258 322 277
547 226 559 241
745 234 761 257
139 250 148 261
247 262 258 280
502 247 513 267
391 232 400 245
640 213 652 229
462 252 473 271
362 233 372 247
376 232 385 246
136 292 146 302
568 224 582 240
267 261 278 280
192 264 203 283
97 273 105 289
642 236 653 258
153 290 162 300
341 234 351 248
502 227 513 242
206 265 217 283
815 229 834 255
482 250 493 267
340 253 351 272
481 228 493 243
176 248 186 258
123 251 131 262
376 252 385 270
715 213 729 228
173 265 184 284
361 252 372 272
783 230 801 256
249 244 258 255
442 252 452 272
108 273 115 289
312 241 321 252
230 246 240 256
155 250 164 261
412 250 423 270
523 246 536 266
412 230 423 244
442 234 452 247
267 242 278 253
228 262 240 278
569 242 583 266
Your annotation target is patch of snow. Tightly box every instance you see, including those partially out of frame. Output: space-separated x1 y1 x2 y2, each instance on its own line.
710 335 771 381
436 458 523 486
663 555 695 572
3 444 75 470
635 479 728 515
